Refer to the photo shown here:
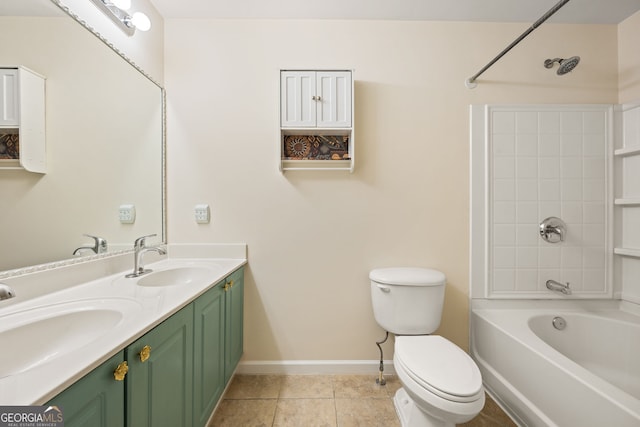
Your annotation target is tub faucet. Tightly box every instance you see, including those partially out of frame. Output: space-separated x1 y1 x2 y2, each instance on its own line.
546 279 571 295
73 234 108 255
0 283 16 301
125 234 167 278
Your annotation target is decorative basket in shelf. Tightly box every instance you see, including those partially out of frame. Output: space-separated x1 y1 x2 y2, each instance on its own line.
283 135 350 160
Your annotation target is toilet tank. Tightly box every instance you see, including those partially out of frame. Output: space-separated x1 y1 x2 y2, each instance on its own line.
370 267 445 335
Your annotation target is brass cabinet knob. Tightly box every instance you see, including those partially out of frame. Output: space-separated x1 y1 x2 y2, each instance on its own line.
224 279 234 291
139 345 151 363
114 361 128 381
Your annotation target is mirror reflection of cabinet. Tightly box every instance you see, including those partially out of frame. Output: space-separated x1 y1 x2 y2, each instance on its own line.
0 3 164 273
0 66 46 173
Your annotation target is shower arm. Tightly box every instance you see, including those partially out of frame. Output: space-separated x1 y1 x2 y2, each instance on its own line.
465 0 571 89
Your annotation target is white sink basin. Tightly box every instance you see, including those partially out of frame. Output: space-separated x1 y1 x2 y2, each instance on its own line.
0 298 140 379
136 266 216 287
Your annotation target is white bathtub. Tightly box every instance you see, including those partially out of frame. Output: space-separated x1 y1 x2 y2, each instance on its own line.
471 300 640 427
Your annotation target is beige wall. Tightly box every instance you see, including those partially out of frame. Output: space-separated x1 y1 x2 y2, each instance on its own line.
165 20 617 361
619 11 640 103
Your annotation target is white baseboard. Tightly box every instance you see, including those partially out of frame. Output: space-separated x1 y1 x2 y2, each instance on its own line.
236 360 396 375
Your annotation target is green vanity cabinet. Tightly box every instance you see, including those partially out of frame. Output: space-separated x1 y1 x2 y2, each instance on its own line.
193 281 225 427
45 266 244 427
46 351 126 427
126 304 194 427
224 267 244 384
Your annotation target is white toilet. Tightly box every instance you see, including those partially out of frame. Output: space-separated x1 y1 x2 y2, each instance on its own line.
370 267 484 427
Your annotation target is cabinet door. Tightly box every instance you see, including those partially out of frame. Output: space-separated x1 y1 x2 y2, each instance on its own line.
0 69 19 126
46 351 125 427
316 71 352 128
193 281 226 427
281 71 316 127
127 304 194 427
224 268 244 383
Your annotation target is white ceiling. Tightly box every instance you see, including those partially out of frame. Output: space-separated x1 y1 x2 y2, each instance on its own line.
3 1 639 24
148 0 640 24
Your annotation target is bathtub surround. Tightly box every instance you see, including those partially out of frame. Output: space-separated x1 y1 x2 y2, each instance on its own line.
469 102 640 424
470 104 613 299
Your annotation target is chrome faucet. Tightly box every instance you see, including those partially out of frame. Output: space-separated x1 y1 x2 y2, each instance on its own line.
73 234 108 255
125 234 166 278
539 217 566 243
0 283 16 301
546 279 571 295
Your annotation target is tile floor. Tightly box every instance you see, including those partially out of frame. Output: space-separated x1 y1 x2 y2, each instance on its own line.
208 374 517 427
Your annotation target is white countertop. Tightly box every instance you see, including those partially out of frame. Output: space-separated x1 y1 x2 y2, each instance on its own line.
0 256 246 405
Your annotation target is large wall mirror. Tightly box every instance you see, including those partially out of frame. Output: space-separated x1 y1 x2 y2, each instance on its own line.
0 0 164 273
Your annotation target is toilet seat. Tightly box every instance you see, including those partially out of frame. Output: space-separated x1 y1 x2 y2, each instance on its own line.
394 335 483 403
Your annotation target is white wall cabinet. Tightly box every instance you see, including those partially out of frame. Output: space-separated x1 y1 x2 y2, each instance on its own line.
279 69 354 172
0 66 46 173
281 71 351 128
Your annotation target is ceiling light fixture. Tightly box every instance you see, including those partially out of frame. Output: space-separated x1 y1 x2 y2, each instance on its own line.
89 0 151 36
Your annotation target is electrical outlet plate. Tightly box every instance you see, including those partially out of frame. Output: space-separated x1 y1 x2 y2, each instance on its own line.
194 204 210 224
119 204 136 224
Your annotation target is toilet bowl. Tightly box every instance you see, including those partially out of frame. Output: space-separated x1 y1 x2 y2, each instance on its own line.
393 335 484 427
369 267 485 427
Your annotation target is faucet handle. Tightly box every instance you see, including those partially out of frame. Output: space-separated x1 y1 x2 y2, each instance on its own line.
84 234 108 254
539 217 566 243
134 234 157 249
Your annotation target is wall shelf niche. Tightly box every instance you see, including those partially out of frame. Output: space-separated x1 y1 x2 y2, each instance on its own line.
615 198 640 206
614 146 640 157
614 248 640 258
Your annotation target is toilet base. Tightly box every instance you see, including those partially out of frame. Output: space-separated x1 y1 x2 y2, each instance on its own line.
394 388 453 427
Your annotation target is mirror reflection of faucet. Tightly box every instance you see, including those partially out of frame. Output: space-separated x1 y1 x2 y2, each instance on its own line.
72 234 108 255
539 217 566 243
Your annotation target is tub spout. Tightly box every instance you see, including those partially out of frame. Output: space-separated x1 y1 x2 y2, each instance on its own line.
0 283 16 301
546 279 571 295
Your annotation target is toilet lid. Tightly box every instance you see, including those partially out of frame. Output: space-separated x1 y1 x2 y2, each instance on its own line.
395 336 482 402
369 268 445 286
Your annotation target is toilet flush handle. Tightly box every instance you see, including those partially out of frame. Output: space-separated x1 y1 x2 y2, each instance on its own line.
377 284 391 293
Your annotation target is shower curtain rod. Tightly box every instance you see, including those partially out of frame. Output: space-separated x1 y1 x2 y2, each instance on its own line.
465 0 571 89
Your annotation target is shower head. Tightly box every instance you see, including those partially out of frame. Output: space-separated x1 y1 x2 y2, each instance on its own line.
544 56 580 75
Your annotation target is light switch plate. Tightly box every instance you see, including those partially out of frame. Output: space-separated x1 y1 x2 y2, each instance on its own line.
119 204 136 224
195 204 210 224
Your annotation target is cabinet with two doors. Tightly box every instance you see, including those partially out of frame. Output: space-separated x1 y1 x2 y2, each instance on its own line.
46 267 244 427
280 70 354 172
